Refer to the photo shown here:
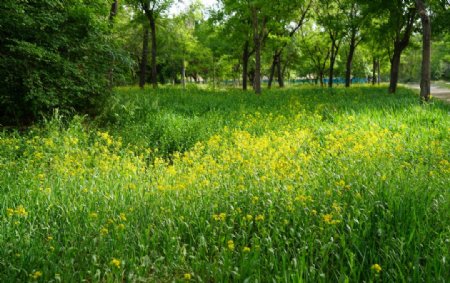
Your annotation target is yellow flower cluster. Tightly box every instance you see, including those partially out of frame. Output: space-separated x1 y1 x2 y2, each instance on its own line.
371 263 382 273
213 213 226 221
30 270 42 280
322 214 341 225
6 205 28 217
110 258 121 268
227 240 235 251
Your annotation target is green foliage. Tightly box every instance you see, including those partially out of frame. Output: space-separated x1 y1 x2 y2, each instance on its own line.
0 0 131 125
431 34 450 80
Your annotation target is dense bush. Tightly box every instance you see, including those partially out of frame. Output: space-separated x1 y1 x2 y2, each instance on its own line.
0 0 130 125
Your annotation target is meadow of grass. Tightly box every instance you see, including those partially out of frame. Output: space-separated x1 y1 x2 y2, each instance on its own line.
1 86 449 282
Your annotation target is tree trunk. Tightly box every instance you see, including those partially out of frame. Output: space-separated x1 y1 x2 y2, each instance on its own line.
319 72 324 87
108 0 119 87
277 55 284 87
252 7 262 95
345 34 356 87
242 41 249 91
268 54 277 89
388 9 416 93
148 12 158 89
416 0 431 102
328 39 339 88
377 59 381 85
212 55 216 89
389 48 402 93
372 57 377 85
181 59 186 89
139 26 149 89
109 0 118 21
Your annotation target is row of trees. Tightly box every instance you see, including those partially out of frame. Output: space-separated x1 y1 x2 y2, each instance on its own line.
1 0 449 125
123 0 448 98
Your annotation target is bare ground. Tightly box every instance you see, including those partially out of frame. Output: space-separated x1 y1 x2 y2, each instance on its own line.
407 83 450 103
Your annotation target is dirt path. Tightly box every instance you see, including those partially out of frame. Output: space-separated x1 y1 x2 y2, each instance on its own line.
407 83 450 103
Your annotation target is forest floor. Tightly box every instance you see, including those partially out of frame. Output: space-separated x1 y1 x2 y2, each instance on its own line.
408 82 450 103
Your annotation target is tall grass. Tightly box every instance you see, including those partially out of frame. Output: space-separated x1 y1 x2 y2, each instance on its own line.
1 86 449 282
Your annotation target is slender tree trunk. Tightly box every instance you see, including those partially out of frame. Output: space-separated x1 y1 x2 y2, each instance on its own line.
252 7 262 95
372 57 377 85
389 48 402 93
377 59 381 84
345 34 356 87
277 55 284 87
181 59 186 89
268 54 277 89
108 0 119 87
388 9 416 93
319 72 324 87
242 41 249 91
212 55 216 89
139 26 149 89
148 12 158 89
328 39 339 88
249 68 255 88
416 0 431 102
109 0 118 21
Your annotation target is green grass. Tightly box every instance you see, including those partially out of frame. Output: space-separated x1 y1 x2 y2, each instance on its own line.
1 86 449 282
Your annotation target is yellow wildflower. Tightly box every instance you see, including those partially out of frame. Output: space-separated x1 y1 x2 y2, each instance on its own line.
110 258 121 268
184 273 192 280
255 214 264 222
371 263 382 273
100 227 109 236
323 214 341 225
15 205 28 217
6 208 14 217
245 214 253 221
119 213 127 221
213 213 226 221
227 240 235 251
30 270 42 279
243 246 251 252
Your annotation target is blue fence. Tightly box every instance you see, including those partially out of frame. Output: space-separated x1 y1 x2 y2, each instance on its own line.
218 77 371 86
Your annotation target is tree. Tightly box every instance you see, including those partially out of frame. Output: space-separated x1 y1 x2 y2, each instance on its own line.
210 1 252 90
0 0 131 125
388 5 416 93
250 4 266 94
128 0 175 88
298 26 331 87
317 0 345 88
416 0 431 101
266 0 312 89
139 25 150 88
342 0 366 87
220 0 273 94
